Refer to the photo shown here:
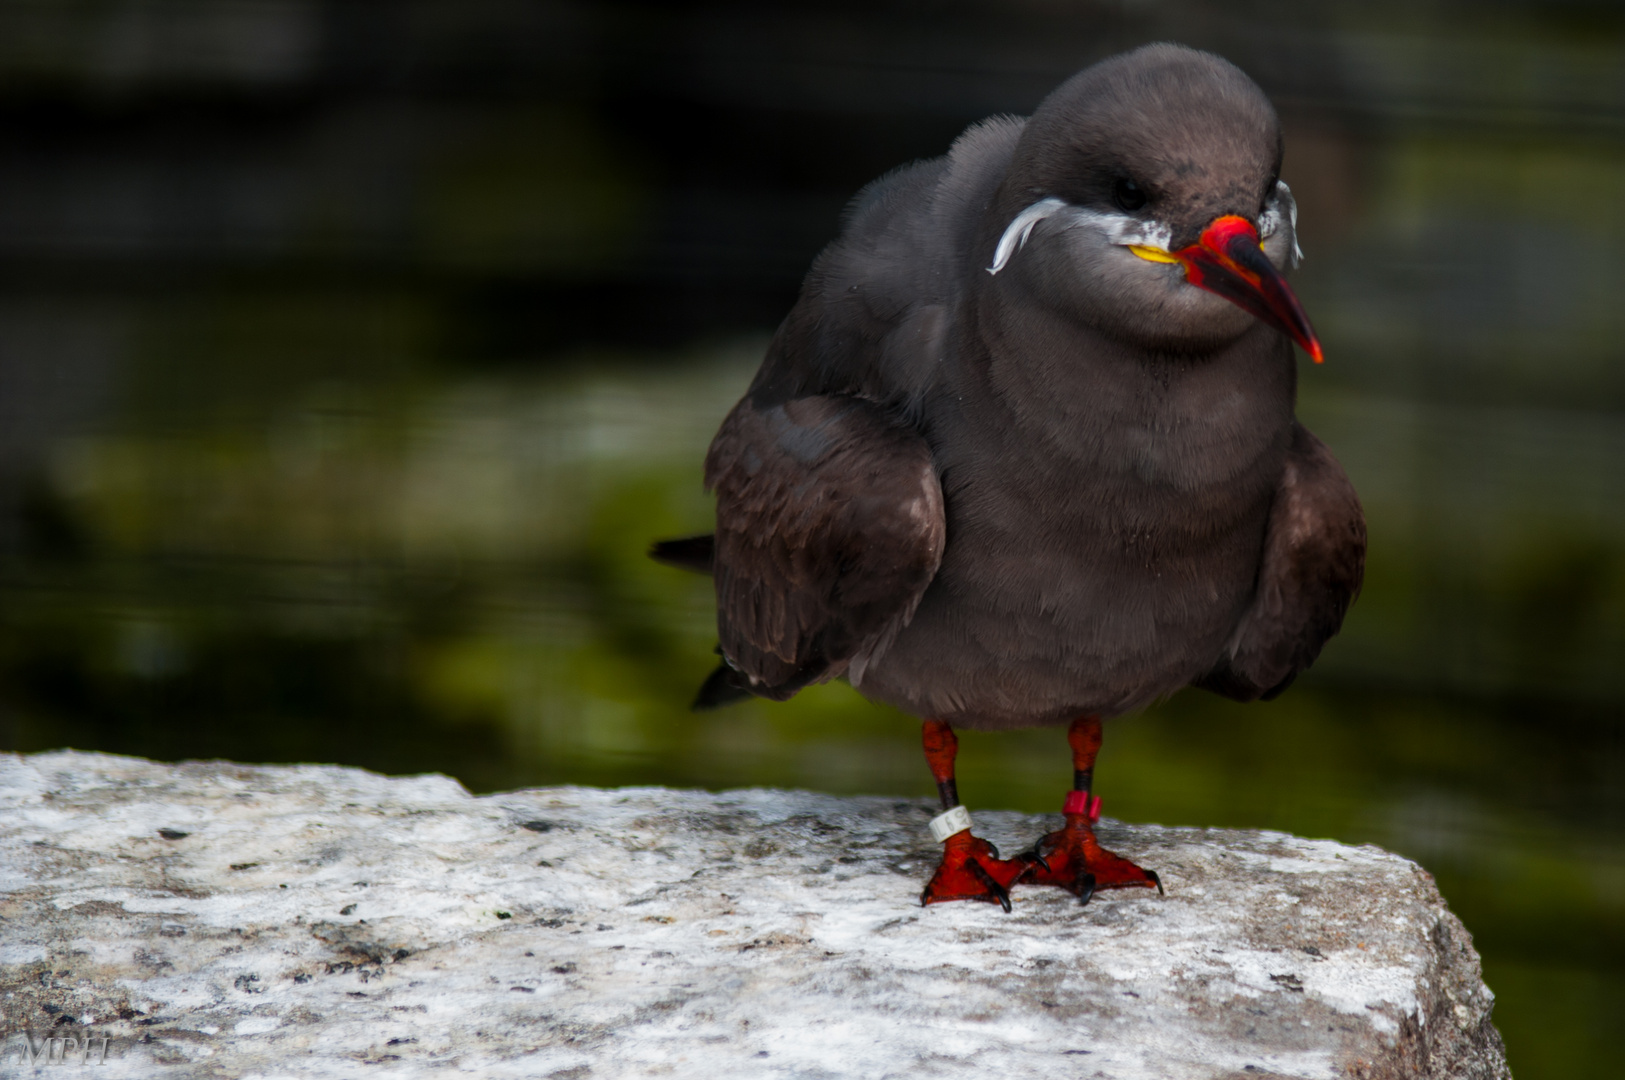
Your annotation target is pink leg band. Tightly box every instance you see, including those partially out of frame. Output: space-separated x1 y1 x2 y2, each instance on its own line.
1063 790 1102 822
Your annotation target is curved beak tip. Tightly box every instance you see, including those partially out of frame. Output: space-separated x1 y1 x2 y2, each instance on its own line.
1179 215 1325 364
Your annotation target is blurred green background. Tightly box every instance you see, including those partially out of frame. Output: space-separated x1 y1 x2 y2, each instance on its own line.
0 1 1621 1075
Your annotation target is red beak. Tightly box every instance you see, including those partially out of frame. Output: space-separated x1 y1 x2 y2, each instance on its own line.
1175 216 1324 363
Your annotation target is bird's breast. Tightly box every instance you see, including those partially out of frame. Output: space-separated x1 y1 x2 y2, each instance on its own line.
858 340 1294 728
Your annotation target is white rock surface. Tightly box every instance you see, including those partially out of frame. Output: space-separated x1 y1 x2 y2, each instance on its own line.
0 751 1508 1079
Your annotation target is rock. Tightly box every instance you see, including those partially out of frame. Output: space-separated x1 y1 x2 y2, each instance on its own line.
0 751 1507 1079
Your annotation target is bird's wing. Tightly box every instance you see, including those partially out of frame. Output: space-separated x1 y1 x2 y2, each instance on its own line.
704 393 946 701
1197 422 1367 702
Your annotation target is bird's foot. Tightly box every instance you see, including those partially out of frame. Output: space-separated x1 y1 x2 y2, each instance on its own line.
1020 792 1162 904
920 809 1029 913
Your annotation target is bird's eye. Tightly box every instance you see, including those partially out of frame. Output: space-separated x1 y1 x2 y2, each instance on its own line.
1113 178 1147 212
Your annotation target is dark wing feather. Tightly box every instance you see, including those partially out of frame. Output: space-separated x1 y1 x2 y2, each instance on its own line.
1197 422 1367 702
704 394 945 701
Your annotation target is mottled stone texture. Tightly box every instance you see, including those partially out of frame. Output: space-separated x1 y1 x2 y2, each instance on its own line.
0 751 1507 1079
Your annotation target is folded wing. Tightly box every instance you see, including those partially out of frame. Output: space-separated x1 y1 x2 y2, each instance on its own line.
1198 422 1367 702
703 394 946 703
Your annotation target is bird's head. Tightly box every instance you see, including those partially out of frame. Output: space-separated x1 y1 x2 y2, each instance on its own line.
984 44 1321 362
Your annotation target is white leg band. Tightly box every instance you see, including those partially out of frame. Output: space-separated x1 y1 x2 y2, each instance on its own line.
928 805 973 843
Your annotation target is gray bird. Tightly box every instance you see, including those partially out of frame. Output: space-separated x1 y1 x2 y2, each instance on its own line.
653 43 1365 910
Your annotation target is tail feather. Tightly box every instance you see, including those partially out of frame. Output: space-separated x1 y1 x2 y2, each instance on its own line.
692 662 756 710
649 535 715 574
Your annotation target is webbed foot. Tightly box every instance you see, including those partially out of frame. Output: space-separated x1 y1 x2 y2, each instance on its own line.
1020 792 1161 904
921 828 1032 912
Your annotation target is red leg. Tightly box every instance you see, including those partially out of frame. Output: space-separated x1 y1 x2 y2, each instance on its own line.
1019 716 1161 903
918 719 1030 912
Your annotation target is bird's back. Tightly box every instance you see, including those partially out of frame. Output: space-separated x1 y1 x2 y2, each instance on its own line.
744 116 1027 412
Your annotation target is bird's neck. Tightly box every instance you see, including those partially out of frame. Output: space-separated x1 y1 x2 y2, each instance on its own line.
942 293 1298 488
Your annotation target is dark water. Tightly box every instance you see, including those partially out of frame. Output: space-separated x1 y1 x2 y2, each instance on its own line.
1 2 1622 1075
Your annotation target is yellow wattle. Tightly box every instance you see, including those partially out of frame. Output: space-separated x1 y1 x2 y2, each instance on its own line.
1127 244 1182 264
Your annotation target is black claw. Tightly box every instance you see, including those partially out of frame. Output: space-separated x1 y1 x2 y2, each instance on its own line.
967 858 1013 913
1145 869 1164 896
1075 872 1097 906
1028 851 1050 873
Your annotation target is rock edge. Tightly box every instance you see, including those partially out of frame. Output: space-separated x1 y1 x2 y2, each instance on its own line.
0 751 1508 1079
